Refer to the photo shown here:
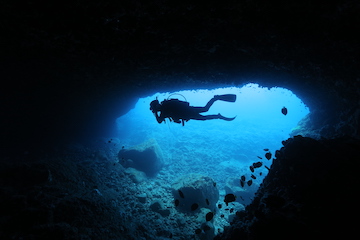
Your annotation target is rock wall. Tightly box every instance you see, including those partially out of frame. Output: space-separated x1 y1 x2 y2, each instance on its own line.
2 1 359 155
216 135 359 239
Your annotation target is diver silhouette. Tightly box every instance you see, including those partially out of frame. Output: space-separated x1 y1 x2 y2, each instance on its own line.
150 94 237 126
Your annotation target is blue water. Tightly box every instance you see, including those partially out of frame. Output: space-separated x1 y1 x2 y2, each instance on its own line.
116 83 309 204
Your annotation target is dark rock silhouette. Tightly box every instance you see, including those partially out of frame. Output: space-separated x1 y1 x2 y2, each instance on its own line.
216 135 359 240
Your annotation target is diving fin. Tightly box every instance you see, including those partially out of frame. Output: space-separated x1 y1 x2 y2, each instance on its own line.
218 114 236 121
214 94 237 102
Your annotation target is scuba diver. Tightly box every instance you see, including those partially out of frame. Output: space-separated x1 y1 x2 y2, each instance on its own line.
150 94 237 126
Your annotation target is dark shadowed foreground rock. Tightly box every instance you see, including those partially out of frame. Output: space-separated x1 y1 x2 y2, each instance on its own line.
216 135 359 240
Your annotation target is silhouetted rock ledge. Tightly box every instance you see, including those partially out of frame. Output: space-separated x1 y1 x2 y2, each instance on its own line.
216 135 359 240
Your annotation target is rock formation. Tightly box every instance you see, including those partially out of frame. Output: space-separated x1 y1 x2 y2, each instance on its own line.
172 173 219 213
118 138 164 177
216 135 359 239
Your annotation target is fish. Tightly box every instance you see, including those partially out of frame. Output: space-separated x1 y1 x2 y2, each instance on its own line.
224 194 236 206
230 208 234 213
213 182 217 187
281 107 288 115
206 199 210 205
240 180 245 187
265 152 272 160
178 190 185 198
257 156 263 159
264 148 269 151
218 204 222 209
241 175 246 182
253 162 263 168
206 212 214 221
250 166 254 172
220 214 224 218
250 174 256 179
191 203 199 211
247 180 253 186
175 199 179 207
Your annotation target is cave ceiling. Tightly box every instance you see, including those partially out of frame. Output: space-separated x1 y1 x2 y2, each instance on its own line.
1 0 359 150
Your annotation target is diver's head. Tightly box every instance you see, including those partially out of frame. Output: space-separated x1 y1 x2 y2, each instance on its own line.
150 99 161 112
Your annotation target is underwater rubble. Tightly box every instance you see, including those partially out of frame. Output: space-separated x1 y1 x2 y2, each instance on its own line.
215 135 359 240
1 135 359 239
0 142 230 240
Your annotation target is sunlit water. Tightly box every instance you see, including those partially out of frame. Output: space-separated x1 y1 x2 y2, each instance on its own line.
116 83 309 204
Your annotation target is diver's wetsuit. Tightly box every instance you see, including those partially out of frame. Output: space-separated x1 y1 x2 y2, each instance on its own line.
152 95 236 126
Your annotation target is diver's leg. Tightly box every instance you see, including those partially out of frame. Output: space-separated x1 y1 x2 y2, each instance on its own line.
192 114 219 120
218 114 236 121
193 95 236 113
193 97 217 113
191 114 236 121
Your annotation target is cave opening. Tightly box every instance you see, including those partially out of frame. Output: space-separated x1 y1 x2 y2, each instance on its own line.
115 83 309 207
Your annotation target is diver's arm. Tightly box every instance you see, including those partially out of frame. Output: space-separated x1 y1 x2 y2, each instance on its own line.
154 111 165 123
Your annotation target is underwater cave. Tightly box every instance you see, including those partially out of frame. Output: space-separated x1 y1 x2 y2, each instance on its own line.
116 84 309 199
1 1 359 240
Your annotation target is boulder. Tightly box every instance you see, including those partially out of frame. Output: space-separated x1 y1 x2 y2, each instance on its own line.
118 138 164 177
171 174 219 213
